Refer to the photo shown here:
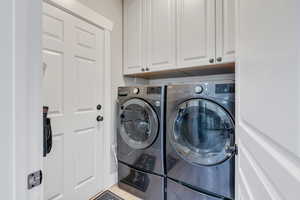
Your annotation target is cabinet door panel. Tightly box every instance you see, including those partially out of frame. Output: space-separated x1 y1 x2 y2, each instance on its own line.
148 0 176 72
177 0 216 67
216 0 235 63
124 0 144 74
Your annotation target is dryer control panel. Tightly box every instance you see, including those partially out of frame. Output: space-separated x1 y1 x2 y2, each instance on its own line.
215 83 235 94
118 86 162 97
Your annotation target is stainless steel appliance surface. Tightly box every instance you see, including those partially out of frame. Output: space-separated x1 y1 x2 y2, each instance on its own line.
167 178 223 200
166 81 236 199
118 162 164 200
117 86 165 175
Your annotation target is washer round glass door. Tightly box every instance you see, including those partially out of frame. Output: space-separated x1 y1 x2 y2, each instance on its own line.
171 99 235 166
120 98 159 149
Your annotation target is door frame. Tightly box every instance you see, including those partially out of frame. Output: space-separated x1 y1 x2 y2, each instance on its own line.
44 0 113 31
1 0 42 200
3 1 114 200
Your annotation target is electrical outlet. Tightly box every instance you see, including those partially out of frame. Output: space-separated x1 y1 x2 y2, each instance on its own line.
28 170 42 189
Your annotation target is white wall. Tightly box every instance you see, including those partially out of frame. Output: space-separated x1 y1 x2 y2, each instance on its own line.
0 1 13 199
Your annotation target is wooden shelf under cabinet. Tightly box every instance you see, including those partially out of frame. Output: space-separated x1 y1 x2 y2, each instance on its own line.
124 62 235 79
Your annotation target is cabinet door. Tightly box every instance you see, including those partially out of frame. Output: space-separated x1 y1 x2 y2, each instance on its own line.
124 0 144 74
216 0 235 63
177 0 216 68
147 0 176 72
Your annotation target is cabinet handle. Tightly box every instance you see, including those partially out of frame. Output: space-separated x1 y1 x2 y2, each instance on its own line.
209 58 215 63
145 67 150 71
217 57 222 62
141 68 145 72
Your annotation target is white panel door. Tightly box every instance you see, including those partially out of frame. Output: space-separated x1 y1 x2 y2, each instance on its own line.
177 0 216 68
123 0 144 74
147 0 176 72
69 16 105 200
236 0 300 199
216 0 235 64
43 3 104 200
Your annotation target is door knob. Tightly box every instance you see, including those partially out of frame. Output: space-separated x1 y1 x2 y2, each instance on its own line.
96 104 102 110
209 58 215 63
217 57 222 62
96 115 104 122
141 68 145 72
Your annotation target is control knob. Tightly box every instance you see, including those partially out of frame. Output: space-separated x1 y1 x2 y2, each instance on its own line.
195 86 203 94
133 88 140 94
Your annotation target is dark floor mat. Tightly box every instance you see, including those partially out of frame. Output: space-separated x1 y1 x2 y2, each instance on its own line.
95 190 124 200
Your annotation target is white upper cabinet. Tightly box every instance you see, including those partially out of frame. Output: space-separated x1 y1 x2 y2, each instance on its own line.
147 0 176 72
216 0 236 64
124 0 176 74
123 0 144 75
123 0 236 75
177 0 216 68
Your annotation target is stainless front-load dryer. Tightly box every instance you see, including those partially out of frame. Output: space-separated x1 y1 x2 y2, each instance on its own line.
117 86 165 200
166 81 236 199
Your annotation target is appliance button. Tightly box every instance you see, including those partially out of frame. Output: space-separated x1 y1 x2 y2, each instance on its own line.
133 88 140 94
195 86 203 94
155 101 161 107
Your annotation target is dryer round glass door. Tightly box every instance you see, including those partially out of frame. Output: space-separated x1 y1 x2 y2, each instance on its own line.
120 98 159 149
171 99 235 166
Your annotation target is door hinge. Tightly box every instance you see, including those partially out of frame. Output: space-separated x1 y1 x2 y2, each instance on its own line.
226 144 238 156
233 144 238 155
27 170 42 190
